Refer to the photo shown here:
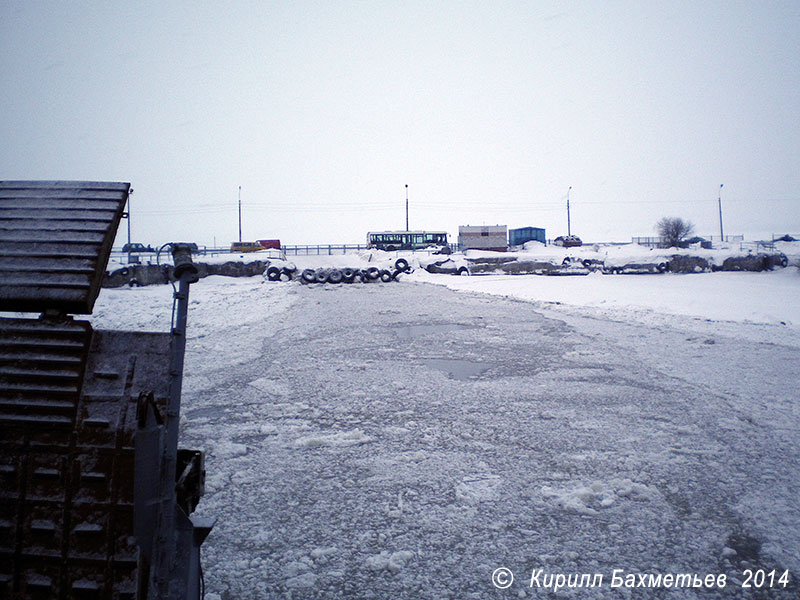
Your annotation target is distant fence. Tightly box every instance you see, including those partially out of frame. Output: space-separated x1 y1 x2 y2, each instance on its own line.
631 235 744 248
283 244 366 255
110 243 460 258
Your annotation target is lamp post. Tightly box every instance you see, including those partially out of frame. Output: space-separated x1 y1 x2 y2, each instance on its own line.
126 191 131 264
405 184 409 231
567 186 572 236
238 185 242 243
718 184 724 242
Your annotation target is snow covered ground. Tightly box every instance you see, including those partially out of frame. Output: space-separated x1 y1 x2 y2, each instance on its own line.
86 257 800 598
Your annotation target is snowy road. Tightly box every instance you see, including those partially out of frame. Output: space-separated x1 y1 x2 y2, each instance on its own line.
92 275 800 599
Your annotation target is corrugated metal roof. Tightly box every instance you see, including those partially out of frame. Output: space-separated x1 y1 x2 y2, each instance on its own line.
0 180 130 314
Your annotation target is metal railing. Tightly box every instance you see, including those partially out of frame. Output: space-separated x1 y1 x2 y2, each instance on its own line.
631 235 744 248
283 244 367 255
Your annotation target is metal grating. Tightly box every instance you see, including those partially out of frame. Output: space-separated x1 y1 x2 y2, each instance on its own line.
0 326 173 600
0 181 130 314
0 318 92 428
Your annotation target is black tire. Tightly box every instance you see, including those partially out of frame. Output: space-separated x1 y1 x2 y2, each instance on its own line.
301 269 316 283
582 259 592 269
341 268 356 283
280 268 294 281
657 262 667 273
562 257 572 266
314 270 328 283
284 262 297 273
356 271 367 283
128 278 138 287
120 267 129 277
379 269 392 282
366 267 380 280
391 269 403 280
327 269 343 284
394 258 410 272
266 266 282 281
780 256 788 268
457 266 469 276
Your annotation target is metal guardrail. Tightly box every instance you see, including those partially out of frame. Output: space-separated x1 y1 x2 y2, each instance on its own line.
631 235 744 248
112 243 462 257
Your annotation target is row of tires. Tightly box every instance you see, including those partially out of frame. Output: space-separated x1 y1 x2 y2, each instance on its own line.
267 258 413 284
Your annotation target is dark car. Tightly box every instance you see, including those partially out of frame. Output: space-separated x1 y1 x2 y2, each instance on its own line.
553 235 583 248
122 243 154 253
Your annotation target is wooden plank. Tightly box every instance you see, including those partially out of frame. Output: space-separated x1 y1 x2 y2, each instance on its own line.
0 219 113 233
0 190 128 200
0 198 122 211
0 275 91 288
0 245 102 259
0 256 94 270
0 229 107 243
0 208 118 221
0 181 130 191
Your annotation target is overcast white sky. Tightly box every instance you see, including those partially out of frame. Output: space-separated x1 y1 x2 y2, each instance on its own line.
2 1 798 247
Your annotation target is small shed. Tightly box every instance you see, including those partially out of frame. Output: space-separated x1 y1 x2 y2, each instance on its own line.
458 225 508 252
509 227 546 247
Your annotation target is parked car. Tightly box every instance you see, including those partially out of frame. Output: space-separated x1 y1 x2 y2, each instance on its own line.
122 243 154 253
231 241 264 253
553 235 583 248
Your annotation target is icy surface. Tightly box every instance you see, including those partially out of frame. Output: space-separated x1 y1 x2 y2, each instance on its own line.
88 268 800 598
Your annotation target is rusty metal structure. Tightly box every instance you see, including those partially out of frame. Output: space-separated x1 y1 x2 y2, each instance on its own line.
0 181 210 599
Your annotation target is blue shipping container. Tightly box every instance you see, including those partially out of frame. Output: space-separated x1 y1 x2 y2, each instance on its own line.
509 227 546 246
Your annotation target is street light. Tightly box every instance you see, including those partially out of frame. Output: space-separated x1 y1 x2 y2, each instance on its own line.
567 186 572 236
718 184 724 242
405 184 409 231
125 188 134 264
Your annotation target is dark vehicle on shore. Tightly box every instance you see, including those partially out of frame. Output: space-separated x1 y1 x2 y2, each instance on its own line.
122 242 154 253
553 235 583 248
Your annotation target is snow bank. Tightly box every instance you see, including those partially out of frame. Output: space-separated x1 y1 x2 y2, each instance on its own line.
542 478 660 515
411 267 800 328
292 429 373 449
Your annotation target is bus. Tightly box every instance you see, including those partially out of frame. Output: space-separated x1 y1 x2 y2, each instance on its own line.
367 230 449 252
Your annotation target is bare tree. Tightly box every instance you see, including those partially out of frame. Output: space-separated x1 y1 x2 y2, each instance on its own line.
656 217 695 247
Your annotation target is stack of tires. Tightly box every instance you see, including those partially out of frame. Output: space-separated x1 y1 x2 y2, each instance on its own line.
300 259 411 284
264 262 298 281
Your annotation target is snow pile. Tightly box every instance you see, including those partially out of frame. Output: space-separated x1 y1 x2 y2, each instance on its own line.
365 550 415 573
454 473 501 504
292 428 373 449
541 478 659 515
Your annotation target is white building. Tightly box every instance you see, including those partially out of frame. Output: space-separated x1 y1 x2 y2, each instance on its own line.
458 225 508 252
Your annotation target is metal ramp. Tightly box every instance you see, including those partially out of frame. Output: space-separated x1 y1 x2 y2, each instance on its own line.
0 181 209 600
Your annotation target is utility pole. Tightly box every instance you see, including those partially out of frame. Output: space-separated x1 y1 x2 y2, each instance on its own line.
567 186 572 236
405 184 409 231
718 184 724 242
238 185 242 243
126 189 131 264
